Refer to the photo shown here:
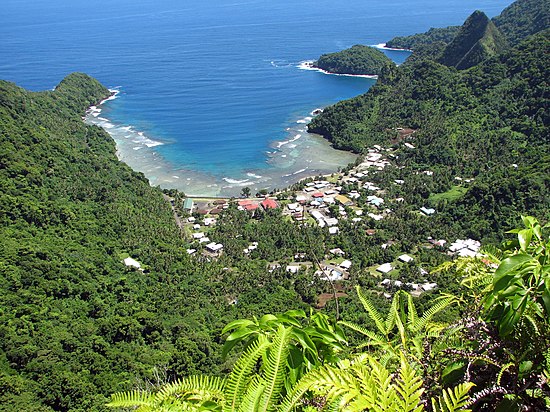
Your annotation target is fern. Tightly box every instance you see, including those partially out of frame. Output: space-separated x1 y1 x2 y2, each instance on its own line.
431 383 475 412
258 325 292 412
225 335 270 411
355 285 387 335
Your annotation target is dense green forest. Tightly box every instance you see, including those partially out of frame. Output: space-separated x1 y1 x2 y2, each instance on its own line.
1 0 549 410
313 45 394 76
0 74 332 411
386 0 549 49
308 23 549 238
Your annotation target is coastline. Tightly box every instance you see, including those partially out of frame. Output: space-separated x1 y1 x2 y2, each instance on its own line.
85 94 358 198
297 60 379 79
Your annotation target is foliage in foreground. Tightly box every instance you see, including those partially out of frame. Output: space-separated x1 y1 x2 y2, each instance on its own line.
107 217 550 411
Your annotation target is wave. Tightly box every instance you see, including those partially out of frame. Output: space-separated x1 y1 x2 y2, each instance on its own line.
222 177 250 184
297 60 378 79
372 43 412 52
293 168 307 175
246 172 262 179
276 133 302 148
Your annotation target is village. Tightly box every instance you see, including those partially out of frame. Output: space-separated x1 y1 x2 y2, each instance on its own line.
148 142 481 302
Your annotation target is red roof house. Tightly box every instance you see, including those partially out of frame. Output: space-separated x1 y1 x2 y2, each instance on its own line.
261 198 278 210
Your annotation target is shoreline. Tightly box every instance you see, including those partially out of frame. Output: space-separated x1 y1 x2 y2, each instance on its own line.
297 60 379 79
85 92 358 198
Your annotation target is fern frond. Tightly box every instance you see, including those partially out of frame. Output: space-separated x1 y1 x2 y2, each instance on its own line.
237 376 264 412
106 390 155 409
394 355 424 412
338 321 387 347
412 296 455 334
156 375 225 403
431 382 475 412
257 325 292 412
225 335 271 411
355 286 387 335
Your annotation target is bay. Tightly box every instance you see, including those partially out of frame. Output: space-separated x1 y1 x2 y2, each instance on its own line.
0 0 513 196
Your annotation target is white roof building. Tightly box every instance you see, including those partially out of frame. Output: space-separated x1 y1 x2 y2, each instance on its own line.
377 263 393 274
340 260 352 270
206 242 224 253
398 254 414 263
123 257 142 269
193 232 205 239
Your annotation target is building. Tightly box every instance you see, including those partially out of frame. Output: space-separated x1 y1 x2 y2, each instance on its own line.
335 195 353 206
398 254 414 263
183 198 194 211
376 263 393 274
206 242 224 253
261 198 278 210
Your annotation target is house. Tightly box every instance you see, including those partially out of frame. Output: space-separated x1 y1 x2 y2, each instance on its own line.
420 207 435 216
199 237 211 244
261 198 278 210
206 242 224 253
187 216 196 223
324 217 339 227
295 195 307 203
123 257 142 270
204 218 216 226
376 263 393 274
186 249 196 255
192 232 205 239
183 198 194 211
404 143 415 149
193 224 201 230
328 227 339 235
340 260 352 270
329 248 345 256
312 192 324 198
421 282 437 292
286 265 300 274
335 195 353 206
398 254 414 263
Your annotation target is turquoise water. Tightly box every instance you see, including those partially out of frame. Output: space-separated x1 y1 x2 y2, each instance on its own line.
0 0 513 196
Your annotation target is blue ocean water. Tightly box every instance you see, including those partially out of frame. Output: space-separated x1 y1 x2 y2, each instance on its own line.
0 0 513 196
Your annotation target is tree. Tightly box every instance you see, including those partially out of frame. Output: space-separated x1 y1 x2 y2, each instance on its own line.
240 187 251 198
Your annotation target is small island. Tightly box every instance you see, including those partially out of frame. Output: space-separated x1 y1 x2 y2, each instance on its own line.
313 44 394 76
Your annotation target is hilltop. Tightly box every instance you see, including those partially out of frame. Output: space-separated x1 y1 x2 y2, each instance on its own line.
312 44 394 76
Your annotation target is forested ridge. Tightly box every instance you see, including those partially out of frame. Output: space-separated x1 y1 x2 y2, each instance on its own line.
308 25 549 238
386 0 549 50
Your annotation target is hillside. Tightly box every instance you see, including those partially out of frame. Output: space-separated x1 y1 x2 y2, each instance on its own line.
313 45 394 76
438 11 508 69
308 29 549 234
493 0 550 43
0 74 322 411
385 26 460 50
386 0 549 50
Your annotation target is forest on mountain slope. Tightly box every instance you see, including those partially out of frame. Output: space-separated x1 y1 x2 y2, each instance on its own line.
0 0 548 410
386 0 549 49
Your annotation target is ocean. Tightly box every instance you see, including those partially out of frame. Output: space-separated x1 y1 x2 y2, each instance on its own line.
0 0 513 196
